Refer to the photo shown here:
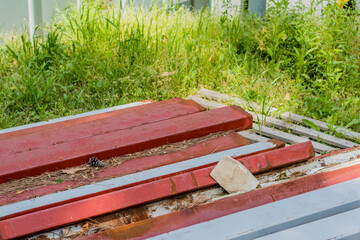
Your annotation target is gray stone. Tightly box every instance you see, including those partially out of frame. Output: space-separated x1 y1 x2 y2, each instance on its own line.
210 155 259 194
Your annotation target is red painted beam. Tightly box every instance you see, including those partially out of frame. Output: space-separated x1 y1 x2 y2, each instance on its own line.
0 142 312 239
0 99 205 157
0 106 252 183
0 100 153 141
238 140 314 173
175 141 314 190
79 158 360 240
0 132 252 206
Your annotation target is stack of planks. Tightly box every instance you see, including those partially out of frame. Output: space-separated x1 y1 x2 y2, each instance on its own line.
0 94 359 240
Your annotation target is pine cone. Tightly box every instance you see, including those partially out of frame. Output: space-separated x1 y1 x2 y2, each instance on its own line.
88 157 105 167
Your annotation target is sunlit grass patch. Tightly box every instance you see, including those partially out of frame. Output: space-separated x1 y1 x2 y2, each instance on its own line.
0 0 359 133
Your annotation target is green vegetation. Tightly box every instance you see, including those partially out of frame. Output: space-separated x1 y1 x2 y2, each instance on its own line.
0 0 359 133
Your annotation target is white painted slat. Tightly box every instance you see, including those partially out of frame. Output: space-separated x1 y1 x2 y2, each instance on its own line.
150 178 360 240
253 123 308 143
186 96 226 109
28 0 43 41
0 142 276 218
253 124 336 153
197 88 360 142
197 89 249 108
197 88 277 114
237 131 270 142
252 113 357 149
187 96 334 153
281 112 360 142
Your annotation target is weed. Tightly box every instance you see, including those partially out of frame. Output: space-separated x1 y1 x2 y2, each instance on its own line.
0 0 359 134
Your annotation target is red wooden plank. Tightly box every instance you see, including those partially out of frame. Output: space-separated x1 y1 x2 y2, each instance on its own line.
0 142 311 239
0 132 251 206
0 99 205 157
0 106 252 183
79 159 360 240
0 100 153 141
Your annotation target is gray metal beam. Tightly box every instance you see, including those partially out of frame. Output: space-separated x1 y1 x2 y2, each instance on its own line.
150 177 360 240
257 207 360 240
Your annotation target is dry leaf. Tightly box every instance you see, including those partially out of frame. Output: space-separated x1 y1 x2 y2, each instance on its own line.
209 54 215 62
16 190 25 195
158 71 175 78
80 223 90 233
62 167 87 175
259 40 265 51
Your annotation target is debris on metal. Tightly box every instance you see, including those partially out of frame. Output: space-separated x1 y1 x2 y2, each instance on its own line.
0 93 359 240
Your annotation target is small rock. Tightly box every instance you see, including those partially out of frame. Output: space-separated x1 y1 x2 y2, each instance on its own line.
210 155 259 194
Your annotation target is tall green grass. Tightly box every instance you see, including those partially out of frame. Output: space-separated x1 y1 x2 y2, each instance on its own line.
0 0 359 134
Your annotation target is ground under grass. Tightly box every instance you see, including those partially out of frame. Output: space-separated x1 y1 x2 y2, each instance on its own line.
0 0 359 133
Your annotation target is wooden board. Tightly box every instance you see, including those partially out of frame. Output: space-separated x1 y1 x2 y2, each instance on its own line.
197 88 360 142
187 95 336 154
